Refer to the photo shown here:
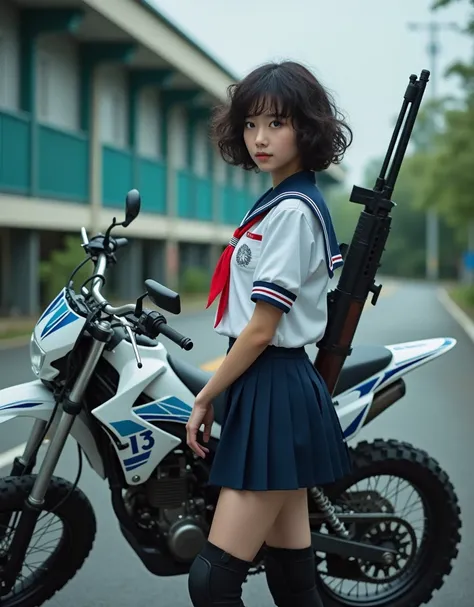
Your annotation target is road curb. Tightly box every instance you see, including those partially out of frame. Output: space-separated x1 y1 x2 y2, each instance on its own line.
437 287 474 344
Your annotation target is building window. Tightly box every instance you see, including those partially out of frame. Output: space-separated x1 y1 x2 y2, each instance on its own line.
138 89 161 158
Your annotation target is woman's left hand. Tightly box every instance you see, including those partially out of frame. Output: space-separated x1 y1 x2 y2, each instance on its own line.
186 393 214 459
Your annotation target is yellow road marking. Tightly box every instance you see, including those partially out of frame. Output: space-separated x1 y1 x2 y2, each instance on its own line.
377 283 397 297
364 283 398 307
199 284 398 372
200 356 225 372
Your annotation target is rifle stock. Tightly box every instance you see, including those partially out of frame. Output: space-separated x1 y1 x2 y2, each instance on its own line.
315 70 430 395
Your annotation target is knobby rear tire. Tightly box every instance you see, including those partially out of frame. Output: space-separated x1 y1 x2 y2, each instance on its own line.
314 439 462 607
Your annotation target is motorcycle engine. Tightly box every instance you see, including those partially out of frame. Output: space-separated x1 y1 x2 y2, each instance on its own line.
124 452 209 563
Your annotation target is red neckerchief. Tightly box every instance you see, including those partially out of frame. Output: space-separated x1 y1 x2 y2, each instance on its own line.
206 213 267 327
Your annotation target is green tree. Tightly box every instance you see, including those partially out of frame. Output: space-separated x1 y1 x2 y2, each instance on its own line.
338 149 463 279
417 102 474 226
327 186 360 245
411 0 474 227
363 156 428 278
326 162 427 279
39 236 92 305
432 0 474 32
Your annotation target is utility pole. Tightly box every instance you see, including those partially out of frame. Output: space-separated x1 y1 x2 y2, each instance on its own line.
407 20 458 281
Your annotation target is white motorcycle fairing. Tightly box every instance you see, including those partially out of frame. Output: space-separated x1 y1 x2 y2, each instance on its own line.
337 337 456 439
32 289 86 381
0 380 105 477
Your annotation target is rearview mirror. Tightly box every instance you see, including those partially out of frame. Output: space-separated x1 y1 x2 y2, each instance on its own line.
123 189 141 227
145 279 181 315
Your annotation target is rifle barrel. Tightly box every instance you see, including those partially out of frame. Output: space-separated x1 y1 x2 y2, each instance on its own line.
314 69 431 395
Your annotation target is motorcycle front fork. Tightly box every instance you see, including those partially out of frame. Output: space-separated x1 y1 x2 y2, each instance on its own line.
9 418 48 477
1 323 111 594
0 418 49 545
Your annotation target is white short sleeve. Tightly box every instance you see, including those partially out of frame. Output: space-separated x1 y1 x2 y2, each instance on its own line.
250 206 315 313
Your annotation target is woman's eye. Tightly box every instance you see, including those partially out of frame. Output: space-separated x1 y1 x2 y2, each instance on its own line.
271 120 282 128
245 121 254 129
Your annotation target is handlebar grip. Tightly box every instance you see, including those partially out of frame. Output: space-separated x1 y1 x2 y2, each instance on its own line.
159 323 194 351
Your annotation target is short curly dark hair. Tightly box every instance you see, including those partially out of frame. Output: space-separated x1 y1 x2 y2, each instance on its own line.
210 61 353 172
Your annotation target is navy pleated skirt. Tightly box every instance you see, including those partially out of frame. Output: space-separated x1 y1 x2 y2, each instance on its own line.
208 339 352 492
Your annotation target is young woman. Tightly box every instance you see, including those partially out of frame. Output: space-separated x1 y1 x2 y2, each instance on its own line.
186 60 353 607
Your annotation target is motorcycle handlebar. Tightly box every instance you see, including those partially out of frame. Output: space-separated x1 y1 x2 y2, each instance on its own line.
88 252 194 351
145 311 194 351
160 323 194 350
90 253 136 316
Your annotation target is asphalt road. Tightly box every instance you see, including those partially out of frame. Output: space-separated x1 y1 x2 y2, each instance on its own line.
0 279 473 606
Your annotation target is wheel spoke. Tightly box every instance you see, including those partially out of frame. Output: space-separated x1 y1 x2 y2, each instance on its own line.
317 471 426 604
0 511 64 599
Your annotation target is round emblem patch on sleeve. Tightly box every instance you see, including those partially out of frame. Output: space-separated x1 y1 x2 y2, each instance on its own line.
236 243 252 267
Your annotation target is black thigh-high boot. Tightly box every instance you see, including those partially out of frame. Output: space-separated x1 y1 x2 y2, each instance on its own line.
188 540 252 607
264 545 324 607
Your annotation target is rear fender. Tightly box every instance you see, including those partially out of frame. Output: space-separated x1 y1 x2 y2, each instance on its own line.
386 337 456 372
335 337 457 441
0 380 105 478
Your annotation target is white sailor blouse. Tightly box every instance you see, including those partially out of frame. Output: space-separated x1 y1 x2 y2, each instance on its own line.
214 170 343 349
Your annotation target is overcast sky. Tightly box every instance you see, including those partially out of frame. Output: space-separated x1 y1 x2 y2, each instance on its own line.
151 0 472 187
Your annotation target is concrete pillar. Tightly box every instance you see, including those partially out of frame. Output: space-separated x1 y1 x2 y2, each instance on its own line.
209 243 222 270
212 146 225 225
0 230 10 314
114 239 144 301
79 41 137 230
89 64 101 232
163 104 182 291
165 104 182 220
165 240 179 292
143 240 166 286
9 228 40 316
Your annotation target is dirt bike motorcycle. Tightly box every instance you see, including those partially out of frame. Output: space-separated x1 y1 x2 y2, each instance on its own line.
0 70 462 607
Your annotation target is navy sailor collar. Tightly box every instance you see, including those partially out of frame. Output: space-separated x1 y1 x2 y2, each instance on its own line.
240 170 343 277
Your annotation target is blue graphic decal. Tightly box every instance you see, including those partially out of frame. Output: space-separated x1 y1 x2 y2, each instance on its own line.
0 400 44 411
121 428 156 471
356 377 379 397
39 293 79 340
134 396 192 425
110 419 154 471
343 404 370 438
341 339 456 438
112 396 192 474
38 291 64 323
346 348 444 399
123 451 151 472
110 420 146 437
111 421 156 473
391 343 422 351
382 355 430 383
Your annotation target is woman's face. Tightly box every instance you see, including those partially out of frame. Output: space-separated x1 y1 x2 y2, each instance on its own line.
243 108 302 186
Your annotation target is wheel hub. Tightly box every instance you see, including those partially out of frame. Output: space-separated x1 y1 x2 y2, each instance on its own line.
357 519 417 583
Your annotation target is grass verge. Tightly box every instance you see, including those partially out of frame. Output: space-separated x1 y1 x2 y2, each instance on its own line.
447 284 474 321
0 293 209 343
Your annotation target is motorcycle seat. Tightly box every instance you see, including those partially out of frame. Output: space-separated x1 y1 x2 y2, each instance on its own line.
333 345 393 396
167 344 393 427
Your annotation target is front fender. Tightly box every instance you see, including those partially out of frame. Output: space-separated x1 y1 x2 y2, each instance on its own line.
0 380 105 478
